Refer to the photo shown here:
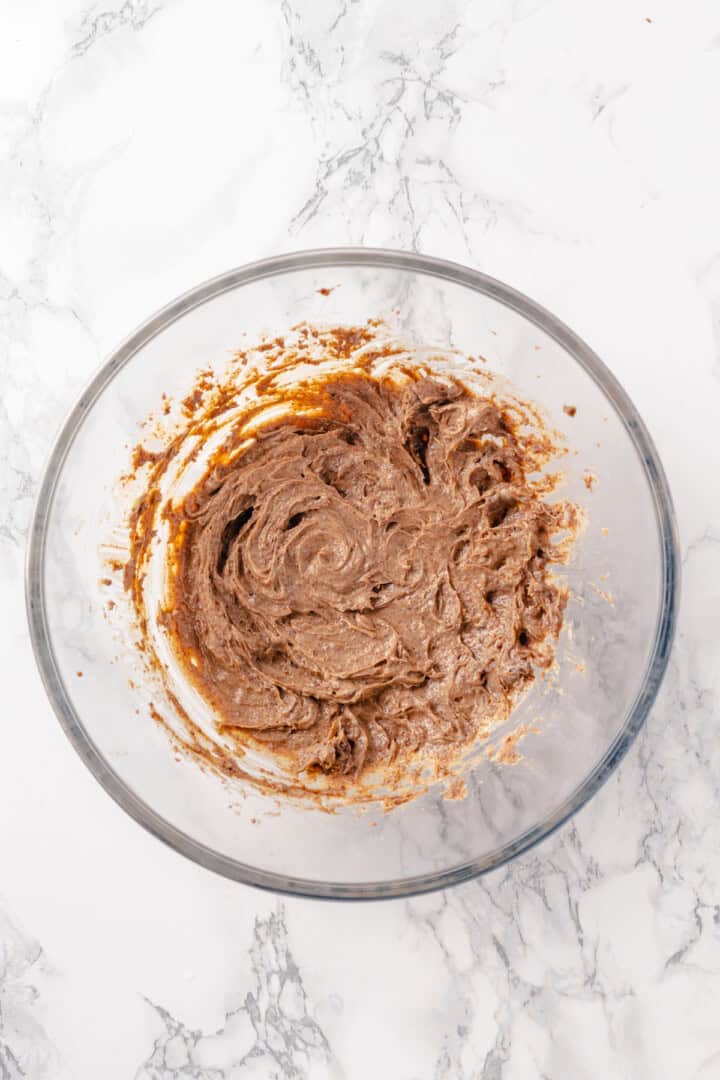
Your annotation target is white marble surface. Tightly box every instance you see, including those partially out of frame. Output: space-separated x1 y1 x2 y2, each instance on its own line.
2 0 720 1076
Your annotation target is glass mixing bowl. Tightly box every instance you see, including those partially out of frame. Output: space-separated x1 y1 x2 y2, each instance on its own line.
26 249 679 899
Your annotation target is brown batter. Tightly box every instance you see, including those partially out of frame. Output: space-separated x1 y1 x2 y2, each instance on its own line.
151 358 579 786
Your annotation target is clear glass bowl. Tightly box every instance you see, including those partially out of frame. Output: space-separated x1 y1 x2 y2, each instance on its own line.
26 249 679 899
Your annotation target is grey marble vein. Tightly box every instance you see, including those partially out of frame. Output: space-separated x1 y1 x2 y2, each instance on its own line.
0 906 58 1080
282 4 470 251
136 907 342 1079
72 0 163 57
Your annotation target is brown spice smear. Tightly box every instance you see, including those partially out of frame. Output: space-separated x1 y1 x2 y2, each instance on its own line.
124 323 581 802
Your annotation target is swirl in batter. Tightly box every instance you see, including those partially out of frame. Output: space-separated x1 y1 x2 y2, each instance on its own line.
143 346 579 788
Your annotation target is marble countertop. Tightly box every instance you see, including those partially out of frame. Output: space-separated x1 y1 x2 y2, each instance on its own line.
2 1 720 1076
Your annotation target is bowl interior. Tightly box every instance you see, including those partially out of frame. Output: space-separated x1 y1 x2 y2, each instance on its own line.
28 251 677 897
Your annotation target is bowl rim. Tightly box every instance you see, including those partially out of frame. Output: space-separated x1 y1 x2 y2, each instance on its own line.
25 246 680 900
